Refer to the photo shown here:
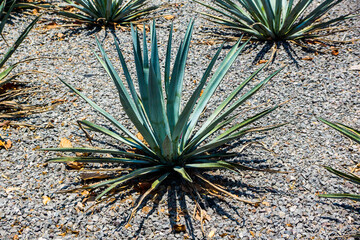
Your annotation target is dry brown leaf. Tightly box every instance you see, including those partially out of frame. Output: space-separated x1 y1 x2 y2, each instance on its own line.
42 196 51 205
250 231 255 237
258 60 268 64
302 56 313 61
67 161 84 170
173 224 186 233
142 206 151 213
331 49 339 56
163 15 175 20
0 139 12 150
46 22 59 29
59 137 72 148
81 190 90 197
136 24 149 32
51 99 67 104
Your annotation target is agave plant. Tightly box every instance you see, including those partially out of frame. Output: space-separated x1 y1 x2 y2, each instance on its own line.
44 20 284 221
58 0 158 26
195 0 354 41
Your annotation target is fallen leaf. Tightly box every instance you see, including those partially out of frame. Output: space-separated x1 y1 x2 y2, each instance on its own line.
331 49 339 56
45 22 59 29
81 190 90 197
250 231 255 237
59 137 72 148
0 138 12 150
67 161 84 170
125 223 132 229
42 196 51 205
208 229 216 238
173 224 186 233
302 56 313 61
163 15 175 20
258 60 268 64
142 206 151 213
136 24 149 32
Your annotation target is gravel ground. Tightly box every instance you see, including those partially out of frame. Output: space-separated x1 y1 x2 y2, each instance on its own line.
0 0 359 239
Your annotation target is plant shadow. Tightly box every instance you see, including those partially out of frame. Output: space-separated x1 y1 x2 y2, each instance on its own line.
83 166 286 238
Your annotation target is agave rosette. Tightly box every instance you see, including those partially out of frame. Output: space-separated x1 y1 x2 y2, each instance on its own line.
44 20 284 217
196 0 354 41
59 0 158 25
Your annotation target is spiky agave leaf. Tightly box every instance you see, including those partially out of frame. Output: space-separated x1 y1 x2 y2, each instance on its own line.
319 118 360 200
319 118 360 237
318 118 360 144
195 0 356 41
46 20 284 222
0 3 40 87
2 0 50 13
58 0 158 26
319 167 360 201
